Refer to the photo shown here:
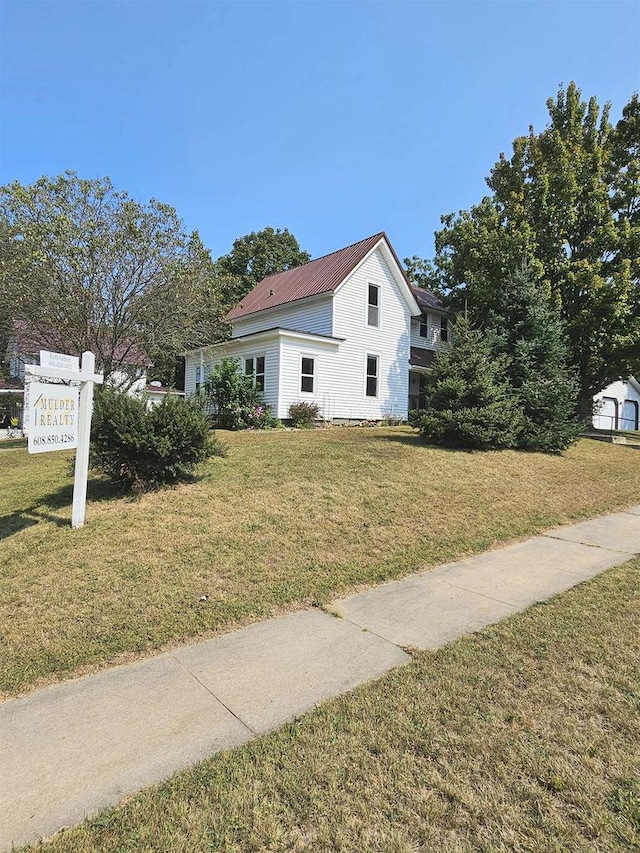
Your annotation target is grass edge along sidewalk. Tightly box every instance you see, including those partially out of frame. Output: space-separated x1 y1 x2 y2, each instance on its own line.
14 554 640 853
5 507 640 849
3 429 640 699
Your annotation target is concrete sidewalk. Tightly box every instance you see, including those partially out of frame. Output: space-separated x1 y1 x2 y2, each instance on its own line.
2 507 640 851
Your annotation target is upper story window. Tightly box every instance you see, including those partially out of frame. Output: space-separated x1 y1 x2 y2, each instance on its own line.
365 354 379 397
419 319 429 338
367 284 380 327
245 355 265 391
301 356 315 393
195 365 201 394
440 317 449 343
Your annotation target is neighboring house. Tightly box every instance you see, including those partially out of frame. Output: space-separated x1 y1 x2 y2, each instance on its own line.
8 320 150 394
6 320 152 433
144 381 185 408
183 232 449 421
0 377 24 430
593 378 640 431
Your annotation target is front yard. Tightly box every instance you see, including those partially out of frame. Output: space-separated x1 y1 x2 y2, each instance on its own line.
2 427 640 697
24 556 640 852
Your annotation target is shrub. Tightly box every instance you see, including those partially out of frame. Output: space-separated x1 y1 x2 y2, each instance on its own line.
204 358 267 430
243 404 281 430
90 390 222 492
289 401 320 428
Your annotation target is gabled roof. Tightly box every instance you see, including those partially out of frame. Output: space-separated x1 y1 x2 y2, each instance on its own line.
226 232 417 321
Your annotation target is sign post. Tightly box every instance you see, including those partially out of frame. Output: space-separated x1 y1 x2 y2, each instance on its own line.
25 350 104 529
72 351 97 528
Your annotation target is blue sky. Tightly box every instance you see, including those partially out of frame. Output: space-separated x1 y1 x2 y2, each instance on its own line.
1 0 638 264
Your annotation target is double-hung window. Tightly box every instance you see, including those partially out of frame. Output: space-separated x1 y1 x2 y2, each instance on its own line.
419 319 429 339
301 357 315 393
367 284 380 327
365 354 379 397
195 365 201 394
244 355 265 391
440 317 448 343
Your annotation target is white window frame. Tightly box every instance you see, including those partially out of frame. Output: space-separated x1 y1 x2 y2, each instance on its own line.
419 317 429 339
440 316 449 343
366 281 381 329
364 353 380 399
300 354 316 395
244 353 266 391
195 365 202 394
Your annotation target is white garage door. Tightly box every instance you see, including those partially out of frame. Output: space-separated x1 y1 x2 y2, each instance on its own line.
593 397 618 430
622 399 639 431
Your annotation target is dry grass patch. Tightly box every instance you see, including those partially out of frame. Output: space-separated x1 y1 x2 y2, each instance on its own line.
29 558 640 853
1 427 640 697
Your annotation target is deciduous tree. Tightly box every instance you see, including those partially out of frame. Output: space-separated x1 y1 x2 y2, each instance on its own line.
421 84 640 416
217 226 311 305
1 172 227 385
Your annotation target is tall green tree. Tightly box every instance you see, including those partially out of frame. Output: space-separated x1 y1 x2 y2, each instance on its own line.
217 226 311 305
413 318 523 450
486 267 582 451
425 84 640 416
0 172 227 385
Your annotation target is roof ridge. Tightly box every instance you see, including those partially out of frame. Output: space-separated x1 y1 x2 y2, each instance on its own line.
258 231 385 282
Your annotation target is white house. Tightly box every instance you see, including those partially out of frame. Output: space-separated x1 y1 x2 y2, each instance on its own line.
183 233 450 421
593 378 640 432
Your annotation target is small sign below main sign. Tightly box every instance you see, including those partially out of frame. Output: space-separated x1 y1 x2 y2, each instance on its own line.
40 350 80 373
28 382 80 454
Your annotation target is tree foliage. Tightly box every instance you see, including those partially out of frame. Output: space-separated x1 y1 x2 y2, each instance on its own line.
90 390 222 492
1 172 228 385
414 270 582 453
486 267 583 451
412 318 523 450
217 226 311 305
203 357 276 430
422 83 640 415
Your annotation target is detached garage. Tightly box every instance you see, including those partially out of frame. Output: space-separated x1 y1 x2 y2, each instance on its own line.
593 378 640 431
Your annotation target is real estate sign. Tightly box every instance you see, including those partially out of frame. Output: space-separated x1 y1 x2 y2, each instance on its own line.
28 382 80 454
40 350 80 373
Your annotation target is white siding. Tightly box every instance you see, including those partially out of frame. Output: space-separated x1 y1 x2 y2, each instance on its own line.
231 295 333 338
277 338 342 420
185 339 281 413
410 315 444 350
593 378 640 431
330 246 412 420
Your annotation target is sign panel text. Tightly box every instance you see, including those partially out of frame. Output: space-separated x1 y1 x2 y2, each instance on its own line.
28 382 80 454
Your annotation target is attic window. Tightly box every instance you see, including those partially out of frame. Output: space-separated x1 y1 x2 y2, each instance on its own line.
367 284 380 327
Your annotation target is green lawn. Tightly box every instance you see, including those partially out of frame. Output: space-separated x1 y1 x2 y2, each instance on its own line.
1 427 640 697
27 557 640 852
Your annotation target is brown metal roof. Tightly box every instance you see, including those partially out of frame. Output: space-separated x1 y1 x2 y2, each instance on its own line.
409 285 446 315
227 232 400 321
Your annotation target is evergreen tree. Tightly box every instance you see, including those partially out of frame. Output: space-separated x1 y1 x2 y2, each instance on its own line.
415 84 640 416
486 268 583 451
414 318 522 450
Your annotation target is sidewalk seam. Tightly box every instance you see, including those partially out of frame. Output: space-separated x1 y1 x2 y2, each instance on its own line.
170 655 258 737
540 533 639 555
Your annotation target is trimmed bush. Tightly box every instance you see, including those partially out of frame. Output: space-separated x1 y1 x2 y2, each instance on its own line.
289 401 320 428
90 390 222 492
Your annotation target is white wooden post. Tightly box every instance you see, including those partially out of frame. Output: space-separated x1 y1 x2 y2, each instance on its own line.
72 351 96 529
